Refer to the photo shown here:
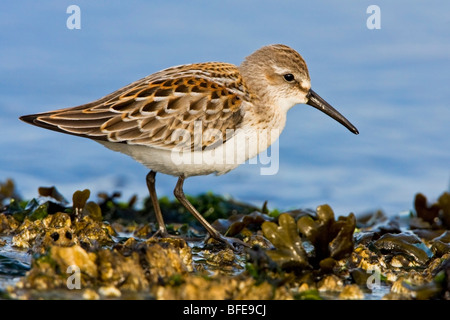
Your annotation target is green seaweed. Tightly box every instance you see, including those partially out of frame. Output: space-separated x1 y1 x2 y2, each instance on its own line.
374 233 431 265
0 179 20 206
414 191 450 229
438 192 450 228
212 211 273 236
262 213 309 269
72 189 90 217
2 180 450 300
84 201 102 222
38 186 68 204
297 205 356 265
294 289 322 300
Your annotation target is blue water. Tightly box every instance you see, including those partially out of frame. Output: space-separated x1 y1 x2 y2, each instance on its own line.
1 1 449 216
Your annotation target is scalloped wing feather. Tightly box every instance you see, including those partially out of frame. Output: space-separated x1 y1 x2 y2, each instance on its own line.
20 62 249 151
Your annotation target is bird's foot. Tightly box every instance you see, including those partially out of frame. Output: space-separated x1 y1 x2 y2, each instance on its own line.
205 232 250 251
151 228 178 239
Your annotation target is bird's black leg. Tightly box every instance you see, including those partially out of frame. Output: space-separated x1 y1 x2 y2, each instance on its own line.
173 175 248 250
146 170 169 237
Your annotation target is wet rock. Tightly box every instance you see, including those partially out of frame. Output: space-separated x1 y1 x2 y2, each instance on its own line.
392 263 446 300
5 184 450 300
73 216 115 248
318 257 337 273
431 241 450 257
235 280 275 300
203 248 236 270
36 226 77 251
156 276 234 300
82 288 100 300
144 237 193 272
44 212 72 229
350 268 371 287
406 281 443 300
51 245 98 279
390 255 411 268
339 284 364 300
18 244 97 290
317 274 343 292
389 279 414 298
245 233 273 248
98 285 122 298
0 213 19 234
143 241 192 284
133 223 154 238
433 230 450 243
97 249 148 291
429 255 450 298
12 218 45 249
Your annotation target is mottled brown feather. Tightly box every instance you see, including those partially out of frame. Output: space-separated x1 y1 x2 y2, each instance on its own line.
20 62 250 150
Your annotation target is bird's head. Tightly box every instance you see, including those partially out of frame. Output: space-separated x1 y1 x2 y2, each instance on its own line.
240 44 358 134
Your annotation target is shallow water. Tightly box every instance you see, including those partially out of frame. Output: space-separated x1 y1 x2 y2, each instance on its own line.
0 237 30 291
1 1 449 216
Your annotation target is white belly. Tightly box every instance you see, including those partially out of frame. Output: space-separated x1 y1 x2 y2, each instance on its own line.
97 126 281 177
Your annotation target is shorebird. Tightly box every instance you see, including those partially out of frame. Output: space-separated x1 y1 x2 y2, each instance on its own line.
20 44 358 249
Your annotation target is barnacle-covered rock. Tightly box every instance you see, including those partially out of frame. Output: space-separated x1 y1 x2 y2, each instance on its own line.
0 212 19 234
338 284 364 300
12 218 46 249
50 245 98 279
262 213 309 269
155 276 233 300
5 182 450 300
143 241 192 284
202 248 237 271
36 226 77 251
317 274 343 292
73 216 115 248
19 244 98 290
144 237 194 272
97 249 148 291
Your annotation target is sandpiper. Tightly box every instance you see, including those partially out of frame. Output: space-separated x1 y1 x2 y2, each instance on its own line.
20 44 358 249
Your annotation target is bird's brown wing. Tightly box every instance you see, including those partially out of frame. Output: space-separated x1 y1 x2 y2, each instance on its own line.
20 62 250 151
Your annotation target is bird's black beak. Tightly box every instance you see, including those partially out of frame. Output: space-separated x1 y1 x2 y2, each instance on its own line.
306 89 359 135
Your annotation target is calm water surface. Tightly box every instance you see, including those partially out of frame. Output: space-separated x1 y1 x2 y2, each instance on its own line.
1 1 449 216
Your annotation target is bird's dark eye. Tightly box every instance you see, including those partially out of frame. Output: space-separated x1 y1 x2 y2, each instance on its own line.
283 74 295 82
